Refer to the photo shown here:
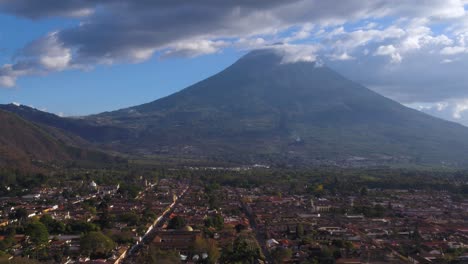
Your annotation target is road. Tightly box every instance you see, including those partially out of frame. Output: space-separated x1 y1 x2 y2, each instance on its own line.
120 186 189 263
238 191 272 264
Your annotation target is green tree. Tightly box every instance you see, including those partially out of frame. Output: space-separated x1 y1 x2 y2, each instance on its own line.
207 239 221 264
40 215 65 234
80 231 115 259
221 234 263 263
118 212 140 226
25 221 49 245
118 184 141 199
66 220 99 234
205 214 224 230
167 216 186 230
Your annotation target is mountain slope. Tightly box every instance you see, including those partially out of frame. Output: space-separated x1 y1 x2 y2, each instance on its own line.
0 104 130 143
0 110 120 170
86 49 468 166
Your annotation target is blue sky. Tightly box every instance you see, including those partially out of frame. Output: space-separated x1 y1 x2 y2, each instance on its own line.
1 1 468 125
1 43 243 116
0 15 244 115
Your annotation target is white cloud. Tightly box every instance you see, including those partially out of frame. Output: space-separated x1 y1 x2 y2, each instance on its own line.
284 24 314 42
329 52 354 61
0 64 31 88
454 99 468 119
406 99 468 126
23 32 72 71
128 48 157 62
0 75 15 88
440 46 467 55
273 44 320 63
236 37 267 49
327 26 405 52
374 45 402 63
163 39 228 58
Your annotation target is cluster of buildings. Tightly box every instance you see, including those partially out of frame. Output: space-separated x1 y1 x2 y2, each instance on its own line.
0 175 466 264
0 177 189 264
238 187 468 263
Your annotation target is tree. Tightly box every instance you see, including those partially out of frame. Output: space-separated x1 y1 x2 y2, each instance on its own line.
98 210 115 229
235 224 247 233
143 208 157 223
0 230 14 251
296 224 304 238
118 184 141 199
118 212 140 226
205 214 224 230
25 221 49 245
221 234 263 263
192 236 221 263
271 247 292 263
40 215 65 234
66 220 99 234
360 186 368 196
312 184 324 197
167 216 186 230
207 239 221 264
80 231 115 259
11 208 28 223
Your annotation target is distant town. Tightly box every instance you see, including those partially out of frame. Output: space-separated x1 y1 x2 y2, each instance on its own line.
0 168 466 264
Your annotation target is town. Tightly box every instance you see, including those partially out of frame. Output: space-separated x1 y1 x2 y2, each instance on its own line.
0 168 466 264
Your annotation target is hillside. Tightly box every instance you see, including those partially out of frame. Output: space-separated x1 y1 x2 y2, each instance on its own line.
0 110 120 171
0 104 130 143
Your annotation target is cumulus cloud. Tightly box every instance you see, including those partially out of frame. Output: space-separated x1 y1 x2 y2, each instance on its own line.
454 100 468 119
407 99 468 126
25 32 72 71
374 45 402 63
329 52 355 61
0 64 33 88
441 46 467 55
0 74 16 88
273 44 321 63
162 40 228 58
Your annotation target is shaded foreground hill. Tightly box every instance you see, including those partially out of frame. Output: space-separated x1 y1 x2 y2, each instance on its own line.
0 110 121 171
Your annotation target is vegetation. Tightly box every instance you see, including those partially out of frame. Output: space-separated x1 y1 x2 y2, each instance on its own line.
25 221 49 245
221 234 264 263
80 231 116 259
167 216 186 230
271 247 292 263
204 214 224 230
